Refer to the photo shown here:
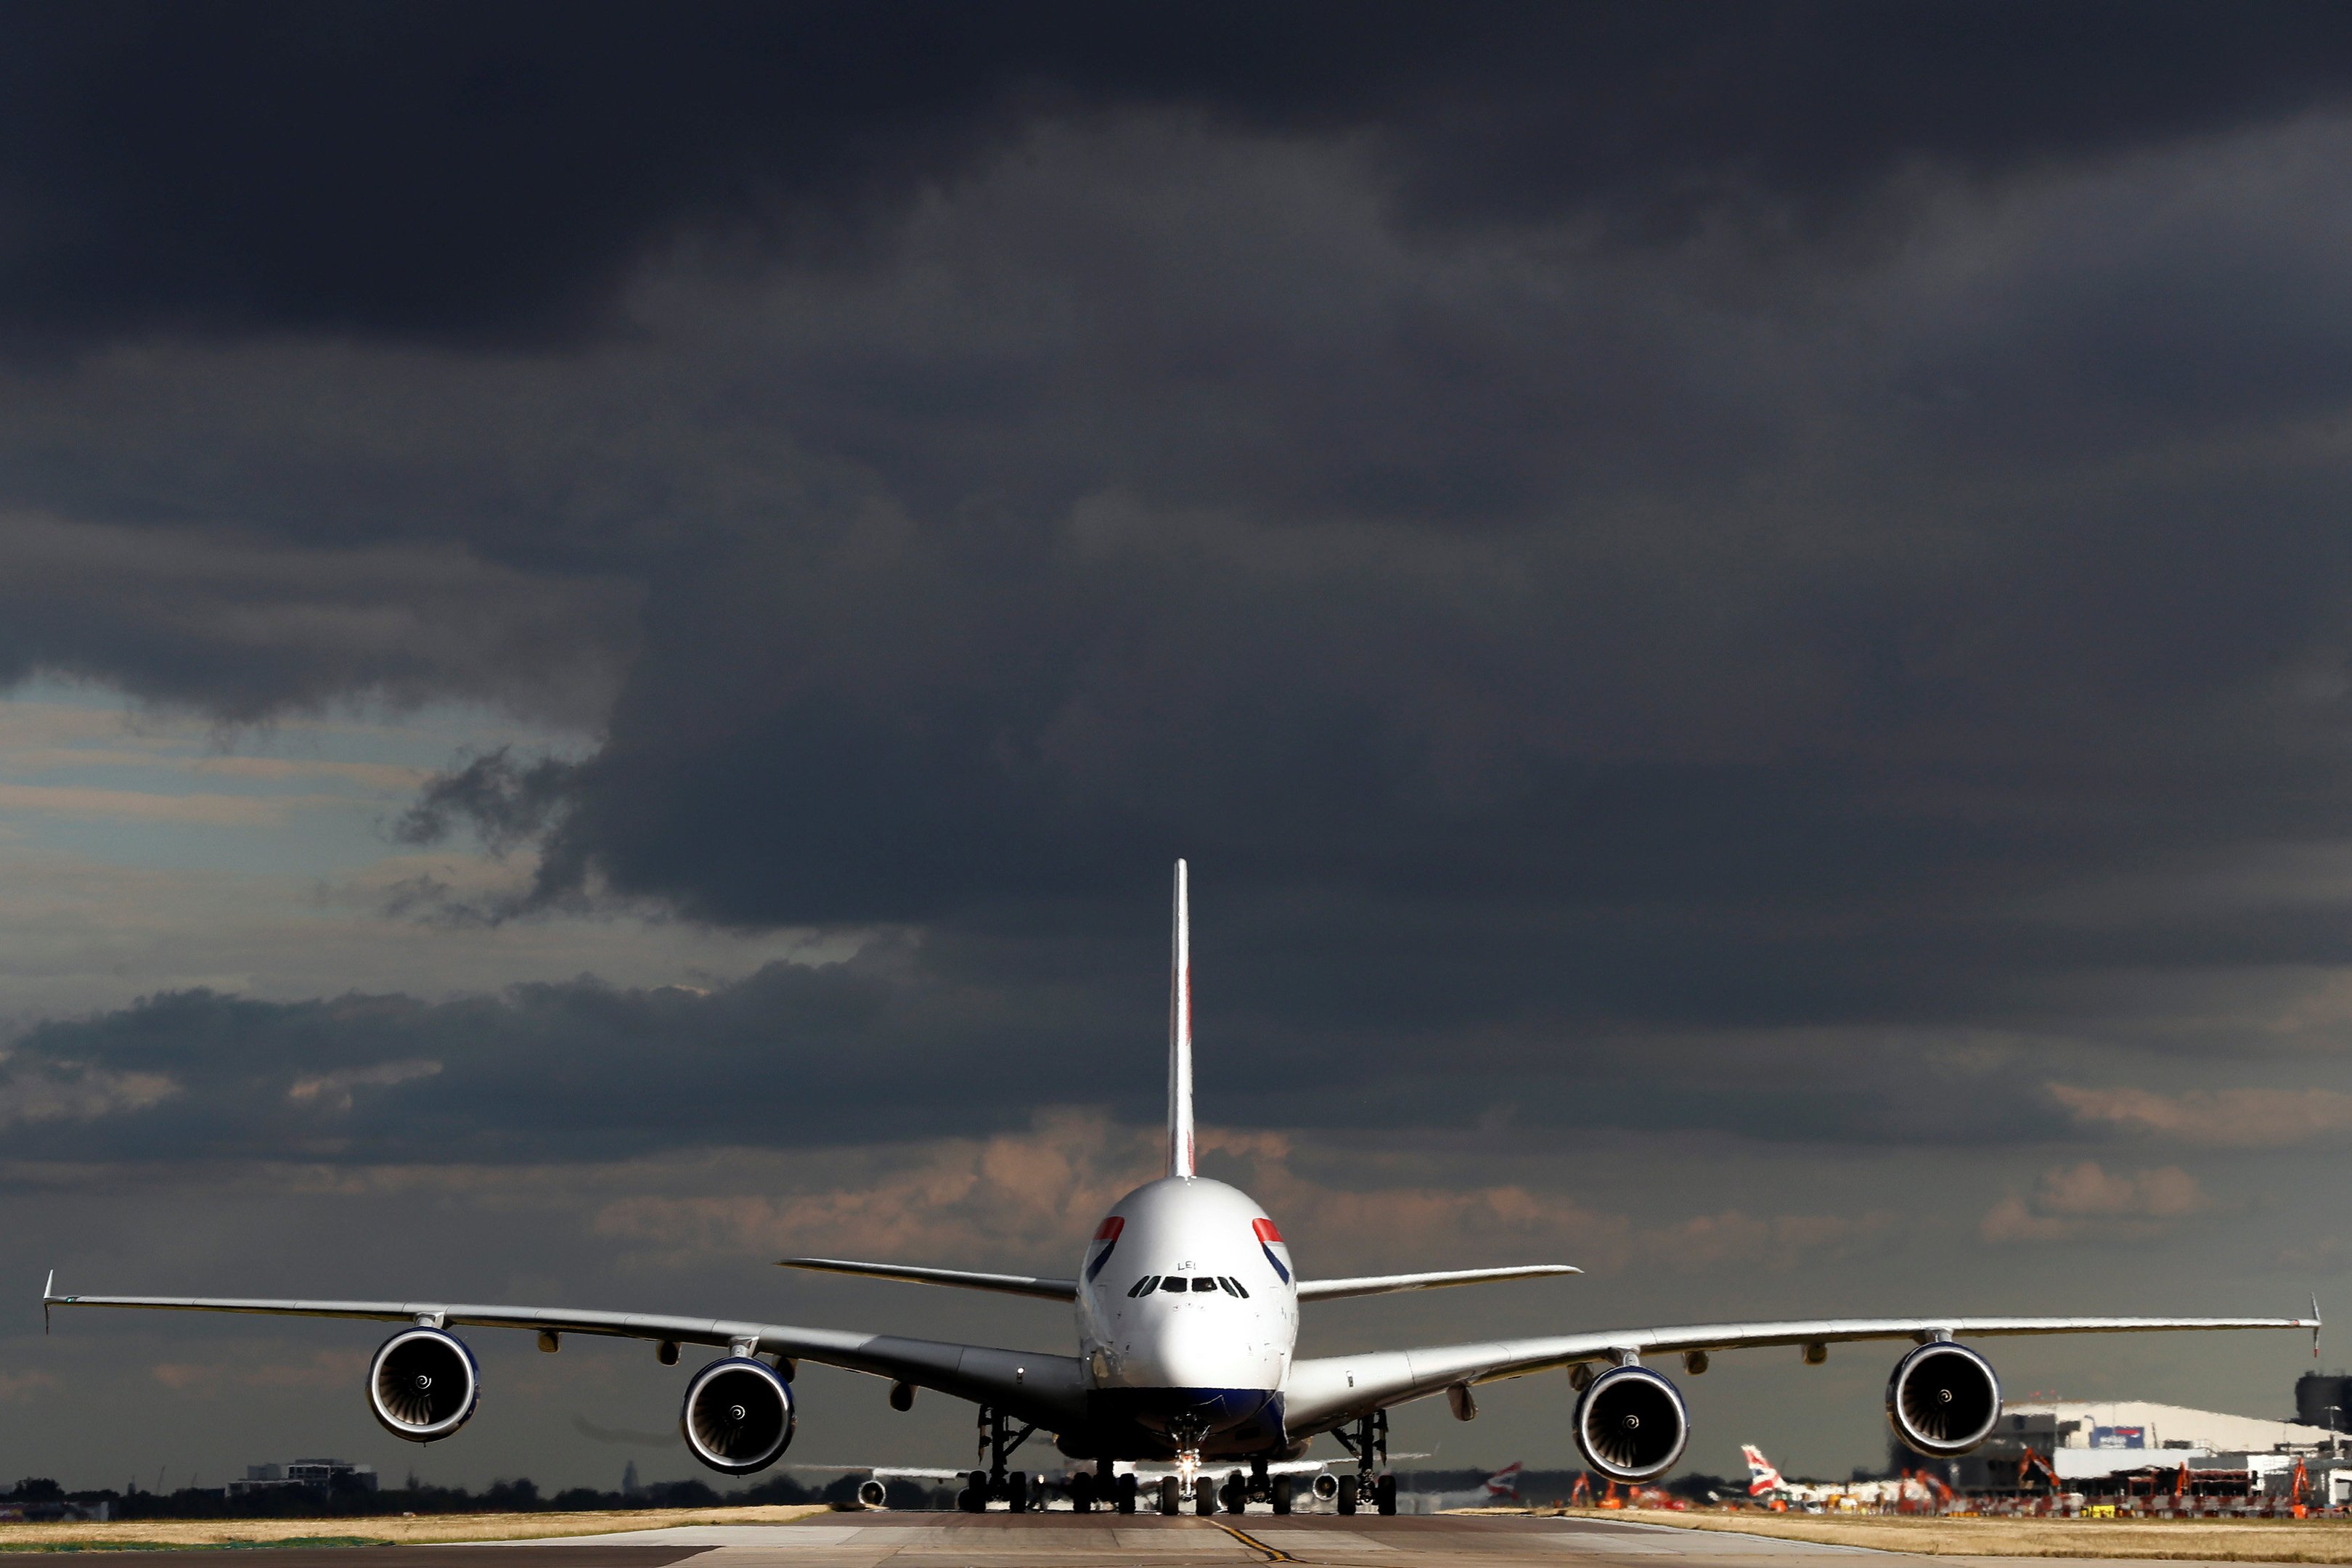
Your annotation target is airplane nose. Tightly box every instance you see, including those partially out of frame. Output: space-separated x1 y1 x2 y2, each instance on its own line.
1131 1307 1239 1389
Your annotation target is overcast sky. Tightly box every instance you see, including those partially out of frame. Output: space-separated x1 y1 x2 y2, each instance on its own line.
8 2 2352 1493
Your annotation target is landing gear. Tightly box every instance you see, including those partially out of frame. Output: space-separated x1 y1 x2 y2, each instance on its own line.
1335 1409 1396 1516
1158 1476 1180 1515
1220 1475 1246 1514
1271 1475 1294 1515
1116 1472 1139 1514
962 1406 1038 1511
1194 1475 1216 1515
1071 1471 1095 1513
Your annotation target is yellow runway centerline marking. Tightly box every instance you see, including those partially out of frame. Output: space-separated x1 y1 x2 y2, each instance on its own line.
1214 1520 1299 1562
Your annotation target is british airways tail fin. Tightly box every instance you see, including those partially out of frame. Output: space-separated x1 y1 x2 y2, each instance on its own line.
1167 859 1194 1178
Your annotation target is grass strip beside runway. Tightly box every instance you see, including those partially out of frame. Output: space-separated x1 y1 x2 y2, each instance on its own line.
0 1506 830 1551
1567 1506 2352 1561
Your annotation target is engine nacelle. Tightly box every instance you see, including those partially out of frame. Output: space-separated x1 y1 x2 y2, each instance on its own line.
1572 1363 1689 1482
680 1356 796 1475
854 1478 889 1510
367 1327 479 1442
1886 1341 2001 1458
1310 1473 1339 1502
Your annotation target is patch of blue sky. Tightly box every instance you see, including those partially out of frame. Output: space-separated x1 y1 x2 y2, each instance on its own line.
0 677 583 877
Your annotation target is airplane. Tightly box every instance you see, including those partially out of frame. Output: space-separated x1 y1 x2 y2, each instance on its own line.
41 862 2322 1518
1739 1443 1947 1511
1741 1443 1787 1498
1392 1461 1522 1514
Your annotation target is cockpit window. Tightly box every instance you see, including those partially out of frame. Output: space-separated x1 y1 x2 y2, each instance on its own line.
1216 1276 1247 1297
1127 1275 1159 1298
1160 1275 1188 1293
1191 1276 1218 1292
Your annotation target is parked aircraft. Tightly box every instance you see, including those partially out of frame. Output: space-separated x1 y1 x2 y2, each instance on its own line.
1395 1461 1522 1513
1741 1445 1945 1510
44 863 2320 1516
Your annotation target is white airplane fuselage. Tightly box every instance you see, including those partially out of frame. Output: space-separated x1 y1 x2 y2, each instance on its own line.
1071 1175 1300 1458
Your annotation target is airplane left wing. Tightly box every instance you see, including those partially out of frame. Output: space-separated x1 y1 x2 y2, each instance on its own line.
1298 1265 1579 1301
1282 1310 2317 1432
41 1283 1087 1428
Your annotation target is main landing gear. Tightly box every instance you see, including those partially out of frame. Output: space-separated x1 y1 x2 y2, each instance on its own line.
1212 1458 1293 1516
1333 1408 1398 1516
955 1405 1040 1512
1069 1458 1138 1514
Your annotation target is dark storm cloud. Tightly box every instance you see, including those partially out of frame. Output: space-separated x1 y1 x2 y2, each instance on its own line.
8 3 2352 352
0 945 2088 1161
7 6 2352 1158
0 513 637 722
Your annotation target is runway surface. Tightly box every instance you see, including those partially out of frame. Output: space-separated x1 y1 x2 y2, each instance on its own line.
60 1514 2308 1568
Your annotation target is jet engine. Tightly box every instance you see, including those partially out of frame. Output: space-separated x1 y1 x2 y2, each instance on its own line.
1310 1473 1339 1502
367 1327 479 1442
854 1479 889 1510
680 1356 796 1475
1572 1364 1689 1482
1885 1341 2001 1458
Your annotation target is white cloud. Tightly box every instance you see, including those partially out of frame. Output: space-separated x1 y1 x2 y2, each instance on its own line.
2049 1082 2352 1148
1981 1161 2209 1244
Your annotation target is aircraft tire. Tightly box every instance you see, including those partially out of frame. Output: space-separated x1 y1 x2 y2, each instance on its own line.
1220 1479 1244 1514
1117 1474 1138 1513
1336 1476 1357 1515
1071 1471 1095 1513
1195 1475 1216 1514
1272 1476 1293 1514
1159 1476 1180 1514
1008 1472 1029 1513
955 1488 982 1514
1376 1474 1397 1515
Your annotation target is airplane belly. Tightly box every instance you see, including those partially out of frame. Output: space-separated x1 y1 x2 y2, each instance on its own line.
1087 1299 1286 1450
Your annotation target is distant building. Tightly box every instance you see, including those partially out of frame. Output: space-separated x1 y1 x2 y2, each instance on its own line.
1888 1398 2343 1490
2295 1371 2352 1434
229 1459 377 1497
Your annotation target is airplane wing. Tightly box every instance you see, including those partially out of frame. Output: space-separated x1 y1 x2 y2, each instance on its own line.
1297 1265 1579 1301
776 1257 1078 1300
1281 1310 2317 1432
41 1280 1086 1428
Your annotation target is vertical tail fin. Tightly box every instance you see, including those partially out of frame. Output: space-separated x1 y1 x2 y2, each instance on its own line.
1167 859 1194 1178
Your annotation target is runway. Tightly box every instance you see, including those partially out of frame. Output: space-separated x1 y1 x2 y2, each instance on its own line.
530 1515 1891 1566
62 1514 2317 1568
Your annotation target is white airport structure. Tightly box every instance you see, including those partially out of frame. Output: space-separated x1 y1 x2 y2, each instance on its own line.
2001 1402 2341 1482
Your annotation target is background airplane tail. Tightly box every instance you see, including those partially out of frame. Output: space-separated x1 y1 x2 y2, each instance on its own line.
1167 859 1194 1178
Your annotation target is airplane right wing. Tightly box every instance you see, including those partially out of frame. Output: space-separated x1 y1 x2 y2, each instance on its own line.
1281 1310 2317 1432
42 1282 1087 1428
777 1257 1079 1300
